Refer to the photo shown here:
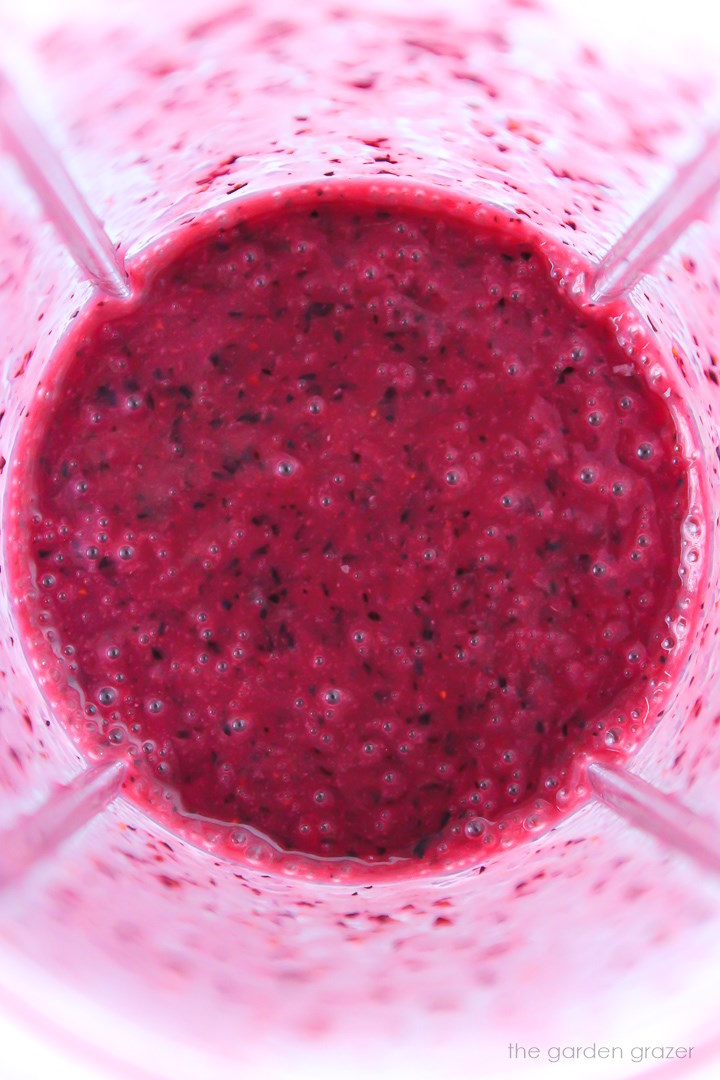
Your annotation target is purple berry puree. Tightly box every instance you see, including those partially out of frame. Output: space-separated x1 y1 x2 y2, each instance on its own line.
7 185 695 869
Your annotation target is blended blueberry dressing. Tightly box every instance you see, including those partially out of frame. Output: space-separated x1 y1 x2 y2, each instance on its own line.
9 187 690 866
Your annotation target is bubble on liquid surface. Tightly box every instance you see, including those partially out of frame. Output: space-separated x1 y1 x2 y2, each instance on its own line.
464 818 486 838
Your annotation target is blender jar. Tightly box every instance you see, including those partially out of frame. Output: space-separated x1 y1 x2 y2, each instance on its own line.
1 1 720 1077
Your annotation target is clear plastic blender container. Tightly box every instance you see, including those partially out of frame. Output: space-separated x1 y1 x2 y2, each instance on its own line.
1 1 720 1077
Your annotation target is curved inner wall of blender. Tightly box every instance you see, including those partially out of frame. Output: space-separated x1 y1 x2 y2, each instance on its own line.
4 182 702 874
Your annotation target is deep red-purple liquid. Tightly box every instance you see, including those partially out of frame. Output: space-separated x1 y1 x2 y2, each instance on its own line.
10 189 688 864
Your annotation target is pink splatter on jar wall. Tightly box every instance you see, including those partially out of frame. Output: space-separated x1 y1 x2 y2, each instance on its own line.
0 1 720 1077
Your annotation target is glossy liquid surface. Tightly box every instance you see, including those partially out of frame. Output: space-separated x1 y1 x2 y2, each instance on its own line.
8 189 691 864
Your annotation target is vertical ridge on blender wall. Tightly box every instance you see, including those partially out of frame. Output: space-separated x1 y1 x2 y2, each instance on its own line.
0 72 131 300
587 762 720 876
588 127 720 303
0 761 126 892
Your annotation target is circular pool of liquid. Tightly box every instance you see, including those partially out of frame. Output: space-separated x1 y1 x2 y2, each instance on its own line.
6 183 698 875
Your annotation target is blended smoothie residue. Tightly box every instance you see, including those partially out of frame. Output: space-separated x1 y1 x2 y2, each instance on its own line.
7 186 695 869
